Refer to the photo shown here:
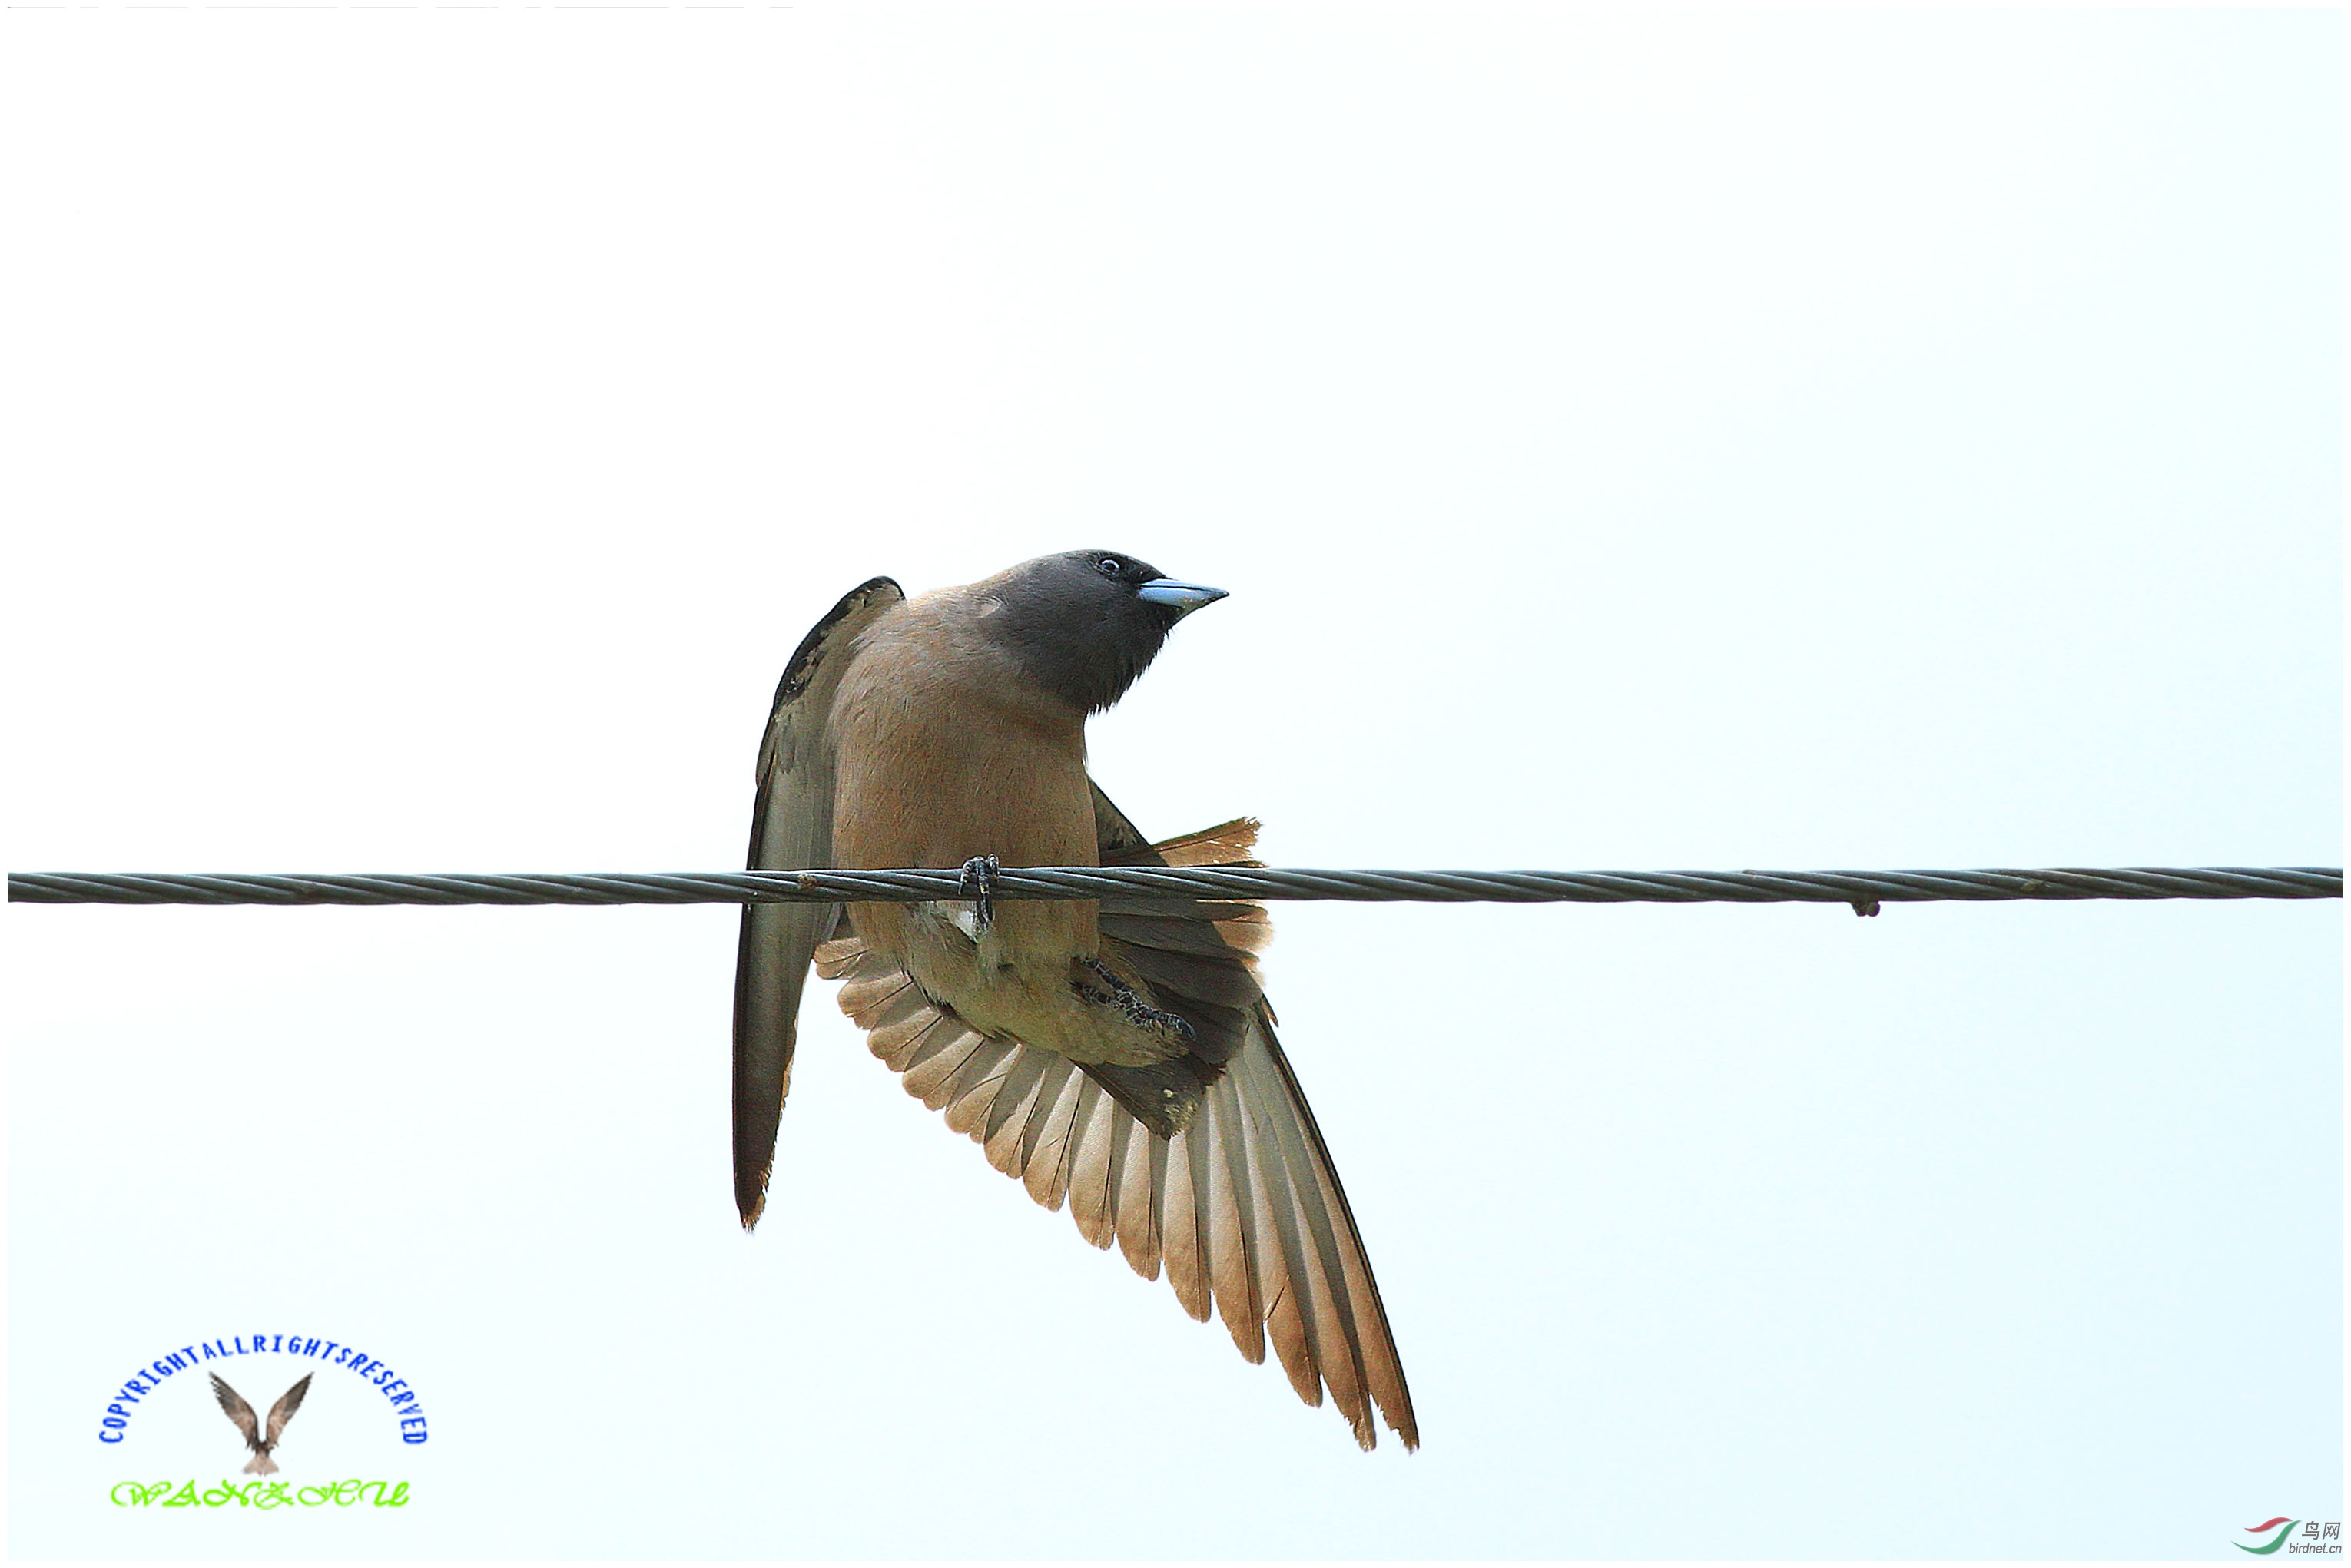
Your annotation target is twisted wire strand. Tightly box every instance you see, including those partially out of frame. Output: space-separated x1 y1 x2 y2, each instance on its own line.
6 866 2339 907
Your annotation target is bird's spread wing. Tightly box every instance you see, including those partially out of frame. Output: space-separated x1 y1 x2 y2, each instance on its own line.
264 1374 312 1446
814 792 1418 1450
734 575 906 1228
209 1375 261 1451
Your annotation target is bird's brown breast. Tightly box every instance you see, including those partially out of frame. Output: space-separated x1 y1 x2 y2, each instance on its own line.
828 589 1098 873
828 590 1103 991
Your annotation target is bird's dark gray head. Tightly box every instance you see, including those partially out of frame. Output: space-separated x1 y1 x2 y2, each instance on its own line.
983 549 1228 713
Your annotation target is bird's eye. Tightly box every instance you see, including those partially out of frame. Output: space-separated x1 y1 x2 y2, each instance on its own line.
1097 557 1122 576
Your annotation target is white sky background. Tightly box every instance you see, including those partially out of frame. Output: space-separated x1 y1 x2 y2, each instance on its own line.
5 5 2341 1560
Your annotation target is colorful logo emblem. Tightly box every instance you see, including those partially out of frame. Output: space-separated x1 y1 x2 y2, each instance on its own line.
2240 1520 2303 1556
2237 1519 2344 1556
98 1330 428 1511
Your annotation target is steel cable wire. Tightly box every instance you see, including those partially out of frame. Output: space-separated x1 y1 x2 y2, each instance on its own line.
6 865 2339 907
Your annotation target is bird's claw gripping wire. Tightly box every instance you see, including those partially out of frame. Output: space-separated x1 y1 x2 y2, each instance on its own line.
958 854 1000 936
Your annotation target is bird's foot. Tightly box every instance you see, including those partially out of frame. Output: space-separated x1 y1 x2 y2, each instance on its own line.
1073 955 1197 1046
958 855 1000 936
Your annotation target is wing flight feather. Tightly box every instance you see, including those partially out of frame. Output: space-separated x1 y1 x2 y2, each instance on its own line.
812 791 1418 1449
210 1375 261 1449
264 1375 312 1446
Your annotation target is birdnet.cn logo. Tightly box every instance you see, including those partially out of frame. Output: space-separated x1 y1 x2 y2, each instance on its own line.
2236 1520 2344 1556
98 1331 426 1511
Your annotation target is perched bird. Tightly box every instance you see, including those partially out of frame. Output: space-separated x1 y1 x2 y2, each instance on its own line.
209 1373 311 1475
732 550 1418 1450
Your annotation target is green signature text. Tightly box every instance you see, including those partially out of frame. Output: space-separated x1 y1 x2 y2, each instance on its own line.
111 1479 410 1509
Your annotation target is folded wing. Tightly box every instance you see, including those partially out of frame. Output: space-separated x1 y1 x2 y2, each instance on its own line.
734 575 906 1228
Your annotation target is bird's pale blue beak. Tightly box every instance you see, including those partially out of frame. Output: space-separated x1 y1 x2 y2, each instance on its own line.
1136 578 1229 618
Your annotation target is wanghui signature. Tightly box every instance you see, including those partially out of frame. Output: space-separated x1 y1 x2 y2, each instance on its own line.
111 1479 410 1510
